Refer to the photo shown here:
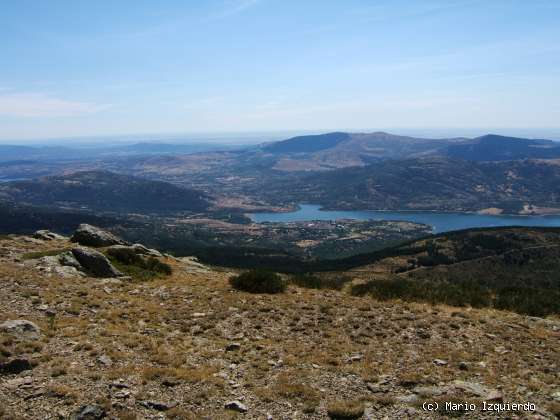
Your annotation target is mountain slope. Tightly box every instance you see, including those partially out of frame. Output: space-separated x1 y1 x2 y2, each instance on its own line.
344 226 560 316
0 171 210 214
255 158 560 213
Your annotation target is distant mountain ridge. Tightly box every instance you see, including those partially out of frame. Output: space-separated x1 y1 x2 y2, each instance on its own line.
447 134 560 161
264 132 351 153
255 131 560 171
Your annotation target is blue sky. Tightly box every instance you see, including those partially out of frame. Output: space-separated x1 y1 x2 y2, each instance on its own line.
1 0 559 141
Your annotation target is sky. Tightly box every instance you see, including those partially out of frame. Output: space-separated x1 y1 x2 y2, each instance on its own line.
1 0 559 142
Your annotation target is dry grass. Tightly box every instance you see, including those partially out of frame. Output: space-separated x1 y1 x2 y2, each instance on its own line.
326 400 365 419
47 384 77 400
0 235 559 418
141 365 218 384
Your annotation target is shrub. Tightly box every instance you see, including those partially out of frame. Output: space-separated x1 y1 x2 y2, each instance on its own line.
326 400 364 419
351 275 560 317
107 252 172 281
290 273 351 290
229 269 286 294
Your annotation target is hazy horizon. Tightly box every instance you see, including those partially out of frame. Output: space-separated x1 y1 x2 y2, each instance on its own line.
2 127 560 146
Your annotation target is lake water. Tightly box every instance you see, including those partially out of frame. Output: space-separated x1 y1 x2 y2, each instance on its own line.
249 204 560 233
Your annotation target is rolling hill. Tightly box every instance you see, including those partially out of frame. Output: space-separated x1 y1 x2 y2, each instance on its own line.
446 134 560 161
0 170 211 214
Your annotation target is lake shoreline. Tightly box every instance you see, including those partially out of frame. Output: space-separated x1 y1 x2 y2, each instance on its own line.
248 204 560 234
249 203 560 217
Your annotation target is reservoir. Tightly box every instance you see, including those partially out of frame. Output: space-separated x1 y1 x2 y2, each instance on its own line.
249 204 560 234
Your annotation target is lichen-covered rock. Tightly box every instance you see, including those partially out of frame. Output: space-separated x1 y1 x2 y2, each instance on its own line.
33 230 66 241
71 224 127 247
0 320 41 340
131 243 163 258
58 251 83 269
69 404 106 420
71 247 123 278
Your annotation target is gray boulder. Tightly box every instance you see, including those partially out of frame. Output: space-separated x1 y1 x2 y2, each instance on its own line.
71 247 123 278
225 401 248 413
132 243 163 258
33 230 66 241
58 251 83 269
0 320 41 340
70 405 106 420
71 224 127 247
106 244 163 265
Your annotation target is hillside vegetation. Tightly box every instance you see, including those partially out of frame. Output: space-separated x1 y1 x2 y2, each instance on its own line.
256 158 560 214
332 227 560 316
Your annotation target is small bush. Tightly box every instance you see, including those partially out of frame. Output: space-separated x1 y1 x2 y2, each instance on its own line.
290 273 351 290
326 400 364 419
229 269 286 294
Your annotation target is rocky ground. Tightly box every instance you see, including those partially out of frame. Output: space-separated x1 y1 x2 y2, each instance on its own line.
0 228 559 419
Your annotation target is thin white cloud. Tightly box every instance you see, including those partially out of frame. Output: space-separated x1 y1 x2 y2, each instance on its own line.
0 93 110 118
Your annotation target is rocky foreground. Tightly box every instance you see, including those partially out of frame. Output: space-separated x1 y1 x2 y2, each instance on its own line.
0 227 559 419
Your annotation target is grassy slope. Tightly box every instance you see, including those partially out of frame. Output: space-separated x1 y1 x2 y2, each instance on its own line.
0 235 559 418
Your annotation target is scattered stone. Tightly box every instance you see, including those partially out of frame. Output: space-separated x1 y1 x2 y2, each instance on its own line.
70 404 106 420
139 401 176 411
162 378 180 387
366 383 385 393
226 342 241 351
190 325 203 335
452 380 502 401
413 385 448 397
458 361 469 371
71 224 128 247
348 354 363 363
71 247 122 277
225 400 248 413
97 355 112 366
113 390 131 399
109 381 130 389
4 377 33 389
0 319 41 340
395 394 420 404
416 329 431 339
0 358 33 375
433 359 448 366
